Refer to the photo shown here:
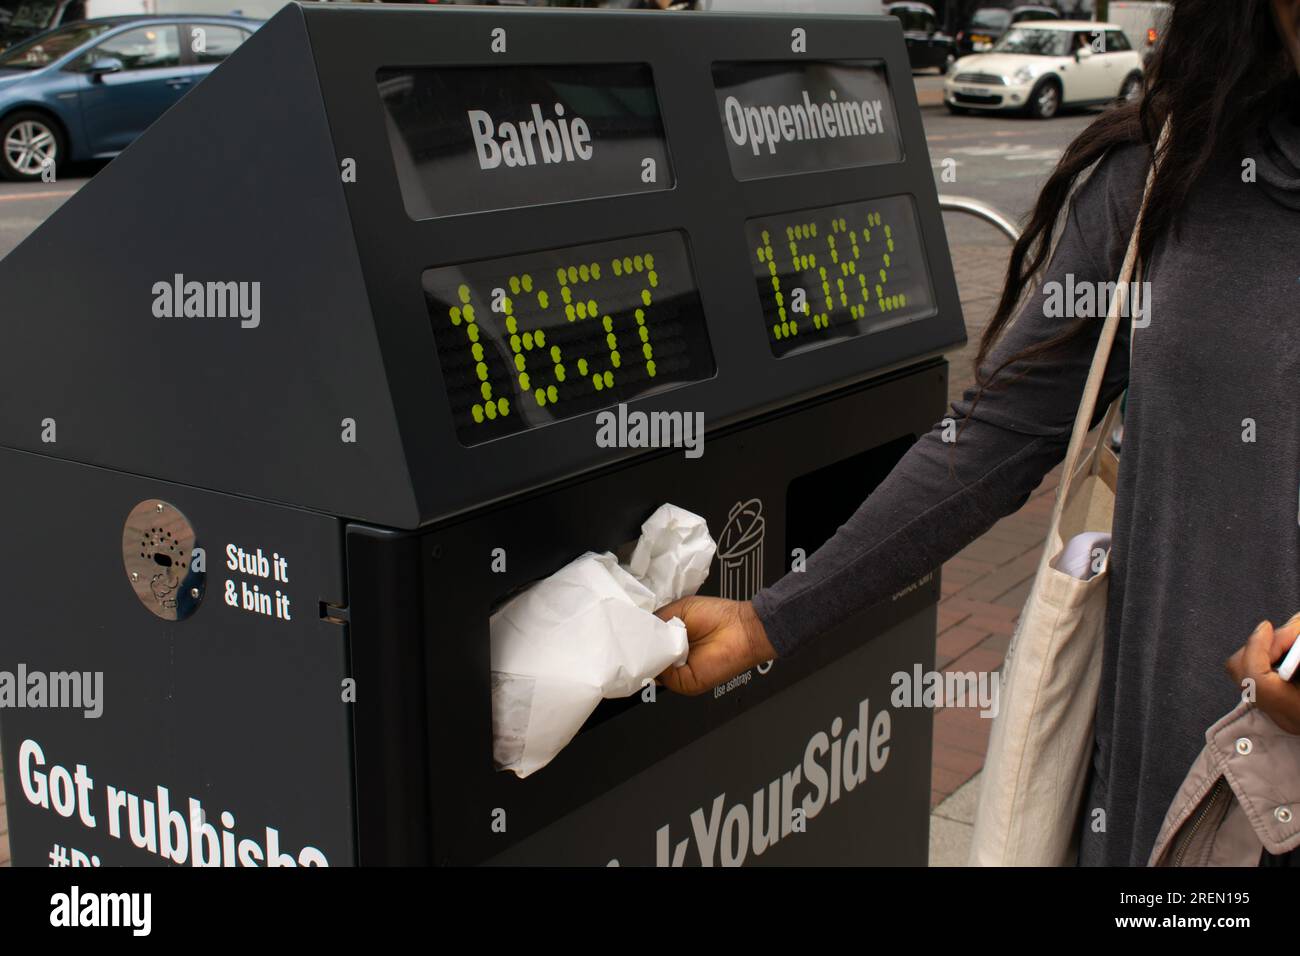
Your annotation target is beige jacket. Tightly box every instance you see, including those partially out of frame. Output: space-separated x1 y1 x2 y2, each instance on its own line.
1150 700 1300 866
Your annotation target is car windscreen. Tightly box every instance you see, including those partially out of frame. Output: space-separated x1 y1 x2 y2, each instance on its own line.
0 0 59 48
891 7 933 31
969 9 1012 30
0 21 109 68
1011 8 1059 21
993 27 1069 56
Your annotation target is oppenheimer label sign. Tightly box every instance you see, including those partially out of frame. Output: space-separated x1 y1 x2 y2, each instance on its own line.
712 61 902 180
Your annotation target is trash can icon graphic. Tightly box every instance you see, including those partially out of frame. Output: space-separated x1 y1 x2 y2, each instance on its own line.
717 498 765 601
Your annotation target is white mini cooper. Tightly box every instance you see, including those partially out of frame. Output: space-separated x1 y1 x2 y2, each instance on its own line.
944 20 1144 119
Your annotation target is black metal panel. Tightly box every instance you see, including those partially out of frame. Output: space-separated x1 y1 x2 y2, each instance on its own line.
0 5 961 529
0 5 956 867
309 3 964 526
488 614 934 866
348 361 945 864
0 7 421 528
343 529 431 866
0 448 354 867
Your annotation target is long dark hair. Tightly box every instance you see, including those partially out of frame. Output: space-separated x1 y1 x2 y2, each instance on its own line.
971 0 1296 395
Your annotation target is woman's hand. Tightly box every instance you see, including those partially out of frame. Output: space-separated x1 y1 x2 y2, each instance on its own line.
1225 613 1300 734
654 597 776 696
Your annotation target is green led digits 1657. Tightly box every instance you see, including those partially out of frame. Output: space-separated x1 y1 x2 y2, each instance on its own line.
746 194 936 358
423 230 715 446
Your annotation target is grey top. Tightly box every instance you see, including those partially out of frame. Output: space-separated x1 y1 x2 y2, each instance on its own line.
751 112 1300 866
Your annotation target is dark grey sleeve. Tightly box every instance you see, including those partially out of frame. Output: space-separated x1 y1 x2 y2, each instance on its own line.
752 143 1150 657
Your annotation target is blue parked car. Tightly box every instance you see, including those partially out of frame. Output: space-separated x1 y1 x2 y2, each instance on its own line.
0 14 260 181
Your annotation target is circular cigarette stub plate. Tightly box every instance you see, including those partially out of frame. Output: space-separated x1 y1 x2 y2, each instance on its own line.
122 499 204 620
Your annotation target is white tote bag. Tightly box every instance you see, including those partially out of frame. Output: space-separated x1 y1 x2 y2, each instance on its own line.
968 139 1162 867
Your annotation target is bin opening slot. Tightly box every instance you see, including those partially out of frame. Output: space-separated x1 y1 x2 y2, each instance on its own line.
786 434 918 560
488 520 691 775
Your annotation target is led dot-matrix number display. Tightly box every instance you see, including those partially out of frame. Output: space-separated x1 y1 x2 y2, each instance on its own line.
423 230 715 446
746 194 935 358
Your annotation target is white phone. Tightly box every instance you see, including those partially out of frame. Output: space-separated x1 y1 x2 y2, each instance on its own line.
1277 636 1300 682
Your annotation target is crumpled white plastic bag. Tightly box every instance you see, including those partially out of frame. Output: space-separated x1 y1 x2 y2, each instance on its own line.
626 504 716 605
491 504 716 778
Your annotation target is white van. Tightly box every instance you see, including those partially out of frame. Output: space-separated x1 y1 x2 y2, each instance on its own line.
1106 0 1171 64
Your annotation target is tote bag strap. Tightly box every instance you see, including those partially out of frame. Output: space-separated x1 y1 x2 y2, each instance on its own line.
1048 120 1168 530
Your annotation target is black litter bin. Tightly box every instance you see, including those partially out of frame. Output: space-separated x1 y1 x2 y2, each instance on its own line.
0 3 965 866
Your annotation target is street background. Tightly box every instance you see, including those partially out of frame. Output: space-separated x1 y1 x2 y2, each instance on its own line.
0 73 1097 868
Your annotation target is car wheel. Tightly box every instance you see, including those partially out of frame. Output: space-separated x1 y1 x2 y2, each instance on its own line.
945 102 968 115
0 111 64 182
1118 72 1143 103
1028 79 1061 119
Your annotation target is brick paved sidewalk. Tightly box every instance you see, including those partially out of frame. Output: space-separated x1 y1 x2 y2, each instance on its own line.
929 485 1056 803
925 231 1055 864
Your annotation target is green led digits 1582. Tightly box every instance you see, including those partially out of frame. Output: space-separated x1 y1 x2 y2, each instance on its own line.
746 194 936 358
423 230 716 446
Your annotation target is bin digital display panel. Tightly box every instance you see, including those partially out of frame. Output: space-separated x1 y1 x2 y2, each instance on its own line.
748 194 935 358
378 64 674 220
713 61 902 181
424 231 715 446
